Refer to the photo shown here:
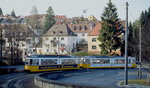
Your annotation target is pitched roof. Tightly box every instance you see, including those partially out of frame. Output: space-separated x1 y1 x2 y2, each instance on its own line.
4 24 38 38
43 24 76 37
88 23 101 36
68 23 91 33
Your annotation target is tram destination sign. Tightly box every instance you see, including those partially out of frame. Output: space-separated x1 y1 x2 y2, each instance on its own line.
39 65 61 70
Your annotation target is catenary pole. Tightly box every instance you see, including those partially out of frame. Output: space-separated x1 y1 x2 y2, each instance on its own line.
139 24 142 79
125 2 129 85
0 25 2 63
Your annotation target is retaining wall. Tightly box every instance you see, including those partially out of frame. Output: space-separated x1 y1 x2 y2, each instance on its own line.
34 72 99 88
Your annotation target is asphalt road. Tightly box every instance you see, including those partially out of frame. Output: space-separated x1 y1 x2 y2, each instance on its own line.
57 68 148 88
0 72 39 88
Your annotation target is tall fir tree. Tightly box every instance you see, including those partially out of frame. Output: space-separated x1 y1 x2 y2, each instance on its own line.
11 10 16 18
44 6 55 34
0 8 3 16
31 5 38 15
98 0 124 56
29 5 40 29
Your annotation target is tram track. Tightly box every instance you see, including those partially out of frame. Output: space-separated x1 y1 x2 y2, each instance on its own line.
0 72 38 88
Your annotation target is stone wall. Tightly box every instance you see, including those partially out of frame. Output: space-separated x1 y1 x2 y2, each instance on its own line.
34 72 99 88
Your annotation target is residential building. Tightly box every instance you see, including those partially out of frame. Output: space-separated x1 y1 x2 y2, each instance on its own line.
88 23 101 54
42 24 77 55
3 24 38 61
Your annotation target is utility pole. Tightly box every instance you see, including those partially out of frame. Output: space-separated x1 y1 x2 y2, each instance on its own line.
0 25 3 63
125 2 129 85
139 24 142 79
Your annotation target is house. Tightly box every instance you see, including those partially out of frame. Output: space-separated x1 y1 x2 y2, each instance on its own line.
68 21 98 51
88 21 125 55
3 24 38 61
88 23 101 54
42 24 77 55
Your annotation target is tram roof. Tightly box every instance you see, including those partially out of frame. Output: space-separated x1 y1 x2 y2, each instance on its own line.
27 55 78 58
82 56 135 59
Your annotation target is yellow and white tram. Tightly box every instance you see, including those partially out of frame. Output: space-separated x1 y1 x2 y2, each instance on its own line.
24 55 136 72
24 55 80 72
80 56 136 68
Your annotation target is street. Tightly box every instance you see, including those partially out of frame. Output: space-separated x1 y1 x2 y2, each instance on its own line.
57 68 148 88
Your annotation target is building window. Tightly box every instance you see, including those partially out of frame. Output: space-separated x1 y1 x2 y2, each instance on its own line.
84 26 87 30
46 38 49 40
59 31 63 34
79 26 82 30
73 26 76 31
22 44 25 47
92 45 96 50
82 34 85 36
61 44 65 47
82 26 87 31
47 50 49 52
92 38 97 42
52 31 55 35
61 37 64 40
53 37 56 40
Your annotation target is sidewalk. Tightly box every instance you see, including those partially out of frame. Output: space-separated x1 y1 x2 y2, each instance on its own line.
117 80 150 88
0 65 24 74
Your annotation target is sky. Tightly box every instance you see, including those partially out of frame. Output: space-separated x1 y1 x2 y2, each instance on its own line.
0 0 150 22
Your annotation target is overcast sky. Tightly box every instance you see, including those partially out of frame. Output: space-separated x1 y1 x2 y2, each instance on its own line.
0 0 150 22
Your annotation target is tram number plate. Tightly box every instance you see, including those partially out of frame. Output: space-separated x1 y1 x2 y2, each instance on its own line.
39 65 61 70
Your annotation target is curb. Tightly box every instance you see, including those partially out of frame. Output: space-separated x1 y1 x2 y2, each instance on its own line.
117 80 150 88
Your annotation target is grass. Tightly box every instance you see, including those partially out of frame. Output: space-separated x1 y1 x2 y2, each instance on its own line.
121 79 150 86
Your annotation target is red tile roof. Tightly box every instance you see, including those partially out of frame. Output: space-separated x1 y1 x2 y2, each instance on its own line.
88 23 101 36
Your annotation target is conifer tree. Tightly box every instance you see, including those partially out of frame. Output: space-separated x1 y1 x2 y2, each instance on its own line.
11 10 16 18
0 8 3 16
44 6 55 34
98 0 124 56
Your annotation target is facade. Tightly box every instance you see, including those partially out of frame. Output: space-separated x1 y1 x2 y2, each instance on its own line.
88 23 101 54
42 24 77 55
2 25 38 61
68 21 98 44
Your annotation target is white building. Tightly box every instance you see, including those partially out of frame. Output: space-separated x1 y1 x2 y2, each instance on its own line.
42 24 77 55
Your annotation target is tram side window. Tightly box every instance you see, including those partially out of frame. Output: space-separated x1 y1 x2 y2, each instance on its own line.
30 59 39 65
25 59 30 65
128 59 131 63
132 59 136 64
62 59 76 64
115 59 125 64
92 59 110 64
41 59 57 65
80 59 90 64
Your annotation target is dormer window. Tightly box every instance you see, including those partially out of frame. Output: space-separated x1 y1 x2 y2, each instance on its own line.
59 31 63 34
82 26 87 31
52 31 55 35
79 26 82 30
73 26 76 31
84 26 87 30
